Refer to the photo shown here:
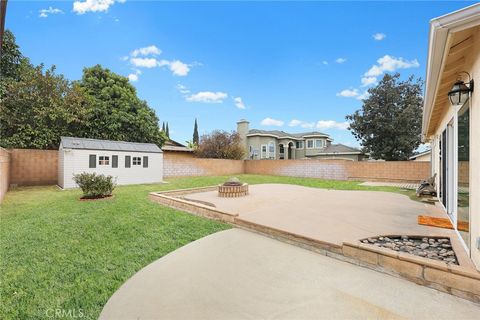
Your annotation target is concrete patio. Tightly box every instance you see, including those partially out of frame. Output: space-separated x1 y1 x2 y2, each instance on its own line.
184 184 472 267
100 229 480 320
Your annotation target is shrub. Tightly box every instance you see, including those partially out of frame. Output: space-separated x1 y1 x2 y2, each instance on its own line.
72 172 116 198
195 130 245 160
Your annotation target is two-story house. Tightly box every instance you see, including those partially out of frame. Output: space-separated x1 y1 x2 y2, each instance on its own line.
237 119 365 161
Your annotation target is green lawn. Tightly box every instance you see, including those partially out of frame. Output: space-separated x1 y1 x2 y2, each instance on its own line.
0 175 414 319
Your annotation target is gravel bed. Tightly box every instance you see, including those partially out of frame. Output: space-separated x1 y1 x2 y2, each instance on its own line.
361 235 458 265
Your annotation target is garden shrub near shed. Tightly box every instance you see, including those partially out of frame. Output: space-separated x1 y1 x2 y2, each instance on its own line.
73 172 116 199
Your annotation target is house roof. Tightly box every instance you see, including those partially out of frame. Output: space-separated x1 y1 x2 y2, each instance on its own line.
409 149 431 160
60 137 162 153
422 3 480 139
162 139 193 152
309 144 363 155
247 129 331 140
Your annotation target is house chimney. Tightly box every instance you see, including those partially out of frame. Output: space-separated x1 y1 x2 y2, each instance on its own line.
236 119 249 156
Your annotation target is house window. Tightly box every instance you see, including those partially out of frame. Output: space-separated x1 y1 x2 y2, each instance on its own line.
261 145 267 159
132 157 141 165
268 142 275 159
296 141 304 149
306 139 314 149
253 149 259 159
315 139 324 148
99 156 110 166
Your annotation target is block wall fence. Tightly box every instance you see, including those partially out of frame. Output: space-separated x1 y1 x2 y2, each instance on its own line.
0 149 431 202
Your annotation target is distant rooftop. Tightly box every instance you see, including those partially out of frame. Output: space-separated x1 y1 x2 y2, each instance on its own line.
314 143 362 155
162 139 193 152
247 129 331 140
60 137 162 153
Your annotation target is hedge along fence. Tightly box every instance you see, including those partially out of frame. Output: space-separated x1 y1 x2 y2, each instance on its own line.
3 149 430 188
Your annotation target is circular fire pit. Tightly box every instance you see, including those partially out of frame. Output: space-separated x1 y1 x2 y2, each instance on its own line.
218 177 249 198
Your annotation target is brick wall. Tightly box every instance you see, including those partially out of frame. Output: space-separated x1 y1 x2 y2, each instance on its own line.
0 148 10 203
163 152 245 178
245 159 430 183
10 149 58 186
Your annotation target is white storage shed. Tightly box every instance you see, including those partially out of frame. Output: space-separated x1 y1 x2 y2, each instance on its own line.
58 137 163 189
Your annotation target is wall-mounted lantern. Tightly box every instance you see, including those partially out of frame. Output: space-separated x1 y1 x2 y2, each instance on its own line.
448 72 474 105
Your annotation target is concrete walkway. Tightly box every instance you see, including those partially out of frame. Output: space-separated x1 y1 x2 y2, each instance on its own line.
100 229 480 320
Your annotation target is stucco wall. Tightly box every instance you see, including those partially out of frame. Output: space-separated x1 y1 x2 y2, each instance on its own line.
0 148 10 203
10 149 58 186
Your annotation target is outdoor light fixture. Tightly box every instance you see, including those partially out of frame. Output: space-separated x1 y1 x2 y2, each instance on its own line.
448 72 474 105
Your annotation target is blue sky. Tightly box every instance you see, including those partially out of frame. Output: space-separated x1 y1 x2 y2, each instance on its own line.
6 1 476 147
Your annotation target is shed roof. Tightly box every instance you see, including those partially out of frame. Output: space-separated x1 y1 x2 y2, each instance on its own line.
60 137 162 153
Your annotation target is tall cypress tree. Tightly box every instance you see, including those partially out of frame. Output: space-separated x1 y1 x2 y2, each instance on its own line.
193 118 199 145
166 122 170 138
162 122 165 132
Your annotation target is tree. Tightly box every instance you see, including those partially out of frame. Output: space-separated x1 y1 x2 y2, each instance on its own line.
162 122 165 132
195 130 245 159
0 30 31 82
193 118 199 145
346 73 423 160
165 122 170 138
0 65 88 149
77 65 166 147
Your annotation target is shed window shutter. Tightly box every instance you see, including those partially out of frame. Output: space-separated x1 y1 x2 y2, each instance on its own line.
89 155 96 168
125 156 131 168
112 155 118 168
143 156 148 168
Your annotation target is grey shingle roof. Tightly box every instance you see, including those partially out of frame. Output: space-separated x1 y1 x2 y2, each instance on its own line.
247 129 330 139
60 137 162 153
316 144 362 154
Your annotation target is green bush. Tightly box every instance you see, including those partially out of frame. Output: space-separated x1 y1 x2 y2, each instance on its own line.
72 172 116 198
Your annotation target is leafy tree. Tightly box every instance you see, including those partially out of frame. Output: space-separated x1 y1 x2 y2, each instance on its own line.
0 30 31 82
193 118 199 145
0 65 88 149
195 130 245 159
346 73 423 160
77 65 166 146
165 122 170 138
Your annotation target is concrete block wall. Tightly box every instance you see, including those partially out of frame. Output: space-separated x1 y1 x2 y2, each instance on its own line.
10 149 58 186
163 152 245 178
0 148 10 203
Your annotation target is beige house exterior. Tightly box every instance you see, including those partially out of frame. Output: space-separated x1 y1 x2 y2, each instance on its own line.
237 119 365 161
422 4 480 270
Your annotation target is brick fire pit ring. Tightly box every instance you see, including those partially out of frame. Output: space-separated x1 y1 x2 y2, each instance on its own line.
218 183 249 198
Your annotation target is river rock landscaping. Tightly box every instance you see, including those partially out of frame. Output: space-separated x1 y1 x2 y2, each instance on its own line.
361 236 458 265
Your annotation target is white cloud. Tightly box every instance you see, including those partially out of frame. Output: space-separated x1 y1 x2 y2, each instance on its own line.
288 119 314 129
39 7 63 18
335 58 347 64
130 57 159 68
316 120 349 130
166 60 190 76
127 69 141 82
336 88 359 98
364 55 419 77
73 0 123 15
186 91 228 103
373 33 386 41
361 76 377 87
176 84 190 95
261 117 284 127
322 61 328 65
131 45 161 57
234 97 246 110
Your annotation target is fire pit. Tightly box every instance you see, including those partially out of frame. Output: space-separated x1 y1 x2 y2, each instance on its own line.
218 177 249 198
